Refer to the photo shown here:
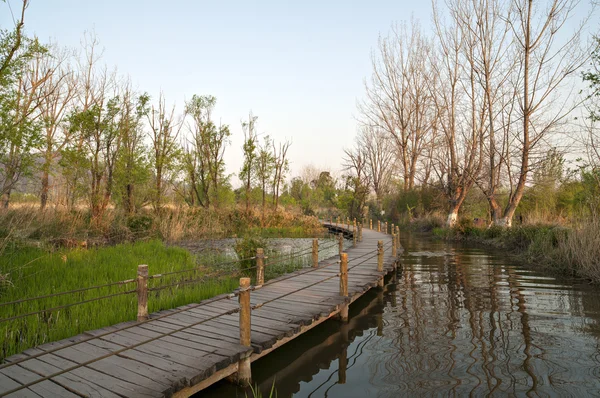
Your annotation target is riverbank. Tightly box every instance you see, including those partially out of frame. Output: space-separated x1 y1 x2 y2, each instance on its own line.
402 216 600 283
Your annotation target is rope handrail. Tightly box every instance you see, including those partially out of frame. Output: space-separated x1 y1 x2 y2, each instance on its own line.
0 236 342 309
0 235 395 395
1 245 385 395
0 289 137 324
0 279 138 308
0 238 390 324
0 255 257 309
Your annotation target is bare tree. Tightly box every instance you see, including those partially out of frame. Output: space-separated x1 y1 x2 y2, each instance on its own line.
357 126 394 210
37 45 77 210
360 21 435 191
493 0 594 226
431 0 489 226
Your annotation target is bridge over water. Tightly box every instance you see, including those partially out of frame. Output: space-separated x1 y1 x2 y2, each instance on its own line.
0 222 399 397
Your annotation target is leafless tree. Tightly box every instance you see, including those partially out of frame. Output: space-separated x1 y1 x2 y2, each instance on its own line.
360 21 435 191
357 126 395 209
493 0 595 226
37 45 77 210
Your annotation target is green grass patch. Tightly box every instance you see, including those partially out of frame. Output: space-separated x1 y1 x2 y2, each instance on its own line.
0 236 337 360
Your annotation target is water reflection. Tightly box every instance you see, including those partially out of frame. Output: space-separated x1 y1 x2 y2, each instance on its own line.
202 233 600 397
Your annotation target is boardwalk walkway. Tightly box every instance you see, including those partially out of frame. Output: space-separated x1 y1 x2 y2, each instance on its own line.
0 225 397 397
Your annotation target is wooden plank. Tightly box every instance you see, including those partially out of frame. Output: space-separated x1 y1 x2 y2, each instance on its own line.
84 339 193 390
1 365 79 398
0 371 41 398
124 326 247 361
21 350 129 398
60 342 174 396
100 329 229 371
40 346 162 398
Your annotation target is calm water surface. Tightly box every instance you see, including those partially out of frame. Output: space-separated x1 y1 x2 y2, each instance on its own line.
202 233 600 397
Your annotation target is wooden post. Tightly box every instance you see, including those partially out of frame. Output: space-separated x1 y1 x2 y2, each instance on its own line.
338 233 344 257
312 239 319 268
377 220 381 232
391 223 395 236
369 219 373 230
256 248 265 286
338 347 348 384
337 216 340 226
346 219 350 231
358 223 363 242
339 324 349 383
137 265 149 322
376 290 384 336
353 227 357 247
339 253 348 322
377 240 384 287
392 233 397 257
237 277 251 385
384 222 388 234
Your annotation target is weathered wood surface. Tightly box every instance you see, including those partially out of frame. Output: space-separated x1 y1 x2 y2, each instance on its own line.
0 225 397 397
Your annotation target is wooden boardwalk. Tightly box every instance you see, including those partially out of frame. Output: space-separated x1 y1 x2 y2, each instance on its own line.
0 225 397 397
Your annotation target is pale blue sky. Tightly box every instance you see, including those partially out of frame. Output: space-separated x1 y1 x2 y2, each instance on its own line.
2 0 431 183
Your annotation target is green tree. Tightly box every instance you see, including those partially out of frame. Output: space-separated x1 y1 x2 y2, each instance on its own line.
239 113 258 213
182 95 230 208
255 135 275 213
143 92 183 212
0 2 47 207
113 90 151 214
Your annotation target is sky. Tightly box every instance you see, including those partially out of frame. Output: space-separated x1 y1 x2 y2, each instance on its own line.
0 0 432 186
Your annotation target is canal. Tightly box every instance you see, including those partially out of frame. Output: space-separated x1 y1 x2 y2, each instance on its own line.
202 232 600 397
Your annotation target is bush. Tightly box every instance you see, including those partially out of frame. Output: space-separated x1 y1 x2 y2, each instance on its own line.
234 235 269 272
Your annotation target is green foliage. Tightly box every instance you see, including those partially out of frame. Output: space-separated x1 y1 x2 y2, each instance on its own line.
234 235 269 272
182 94 231 208
0 240 241 359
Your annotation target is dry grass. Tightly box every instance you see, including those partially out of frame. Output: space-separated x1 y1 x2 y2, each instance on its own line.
0 205 323 246
557 218 600 282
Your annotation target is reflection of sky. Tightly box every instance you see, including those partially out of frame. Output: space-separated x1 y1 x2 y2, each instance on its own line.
293 236 600 397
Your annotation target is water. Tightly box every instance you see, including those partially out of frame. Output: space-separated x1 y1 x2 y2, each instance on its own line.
202 233 600 397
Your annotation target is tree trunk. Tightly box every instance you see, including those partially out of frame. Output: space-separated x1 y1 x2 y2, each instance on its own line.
1 191 11 209
40 170 50 210
446 207 459 228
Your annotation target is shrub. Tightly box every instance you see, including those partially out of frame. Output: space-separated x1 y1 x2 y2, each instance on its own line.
234 235 269 272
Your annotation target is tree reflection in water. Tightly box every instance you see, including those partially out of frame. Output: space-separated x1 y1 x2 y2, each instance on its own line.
201 233 600 397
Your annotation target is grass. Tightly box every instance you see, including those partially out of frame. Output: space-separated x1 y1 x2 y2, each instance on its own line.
0 236 337 360
432 218 600 283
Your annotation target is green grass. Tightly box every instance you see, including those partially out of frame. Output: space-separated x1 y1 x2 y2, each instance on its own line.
247 226 326 238
0 237 337 360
